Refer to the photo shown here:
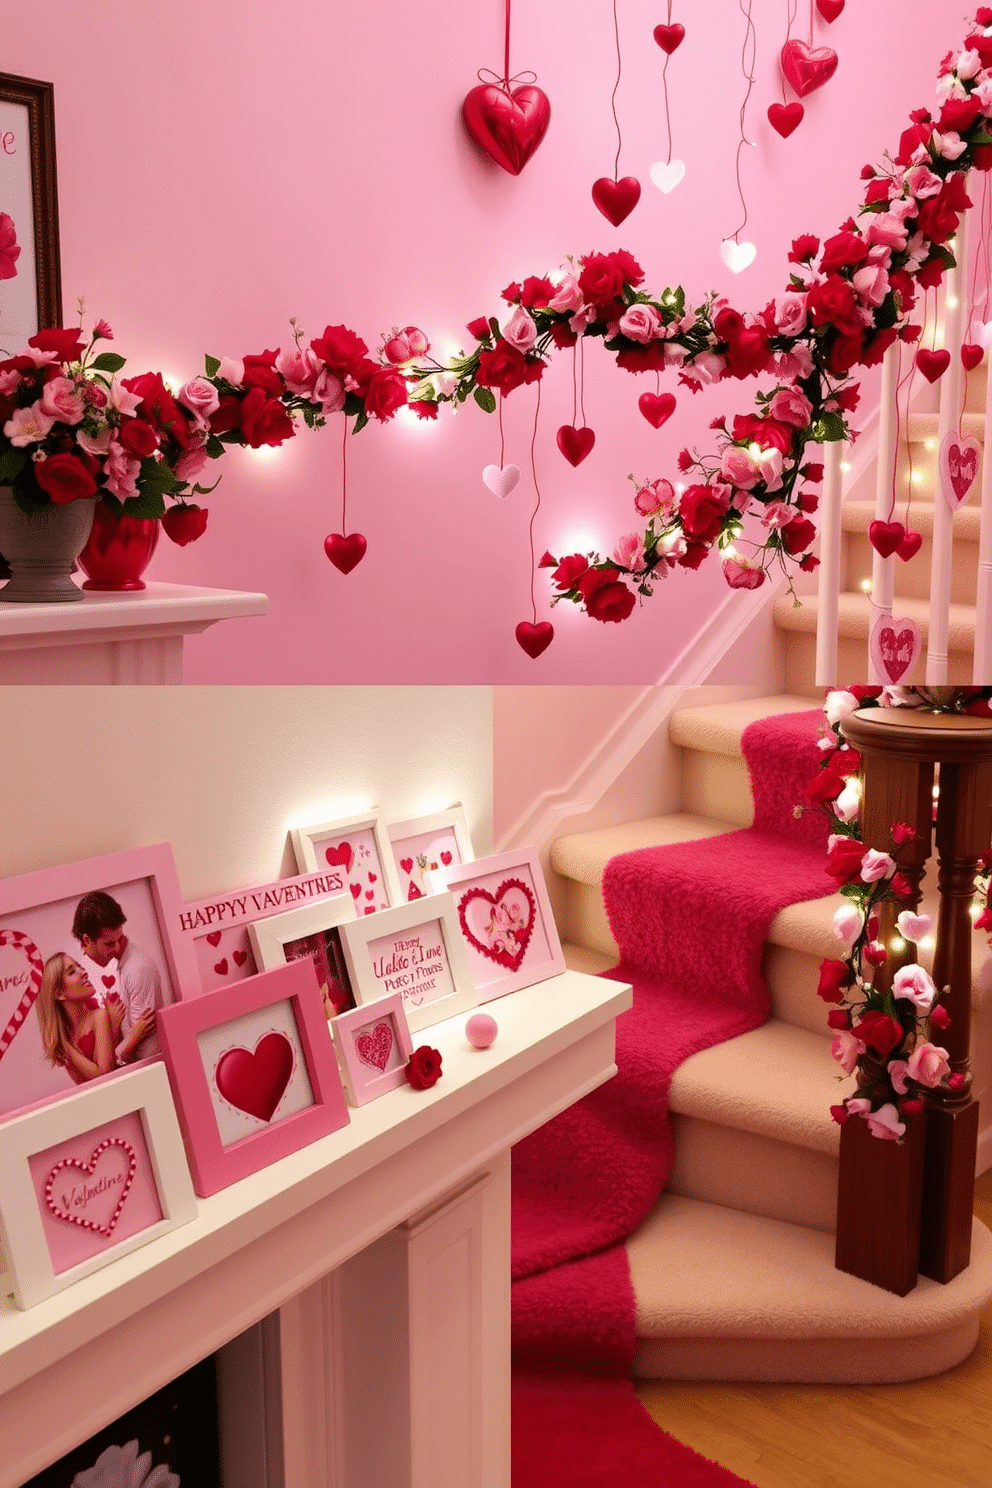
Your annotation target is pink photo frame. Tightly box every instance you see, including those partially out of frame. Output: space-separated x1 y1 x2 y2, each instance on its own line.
330 993 414 1106
290 811 403 917
0 1062 196 1309
176 867 352 994
0 843 199 1120
156 959 349 1196
427 848 566 1002
387 805 475 904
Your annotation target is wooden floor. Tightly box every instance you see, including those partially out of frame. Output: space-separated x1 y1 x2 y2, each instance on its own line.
636 1169 992 1488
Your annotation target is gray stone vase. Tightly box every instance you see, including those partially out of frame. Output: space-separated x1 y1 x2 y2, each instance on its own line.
0 487 97 603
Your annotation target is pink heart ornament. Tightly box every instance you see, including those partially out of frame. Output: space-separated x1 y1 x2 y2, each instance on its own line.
975 321 992 350
940 433 981 509
869 614 922 685
649 159 686 194
721 238 757 273
482 463 521 498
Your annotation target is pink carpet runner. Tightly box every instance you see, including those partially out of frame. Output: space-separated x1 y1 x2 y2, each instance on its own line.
510 710 833 1488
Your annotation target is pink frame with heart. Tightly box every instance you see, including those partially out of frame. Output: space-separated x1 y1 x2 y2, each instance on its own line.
427 849 566 1002
330 993 413 1106
290 810 403 919
387 805 475 905
157 960 349 1196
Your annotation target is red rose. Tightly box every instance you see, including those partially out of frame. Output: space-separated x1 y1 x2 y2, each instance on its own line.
780 515 816 555
363 366 408 422
516 275 555 308
242 351 284 393
677 541 709 569
916 255 947 291
833 746 861 777
860 327 899 368
552 553 590 591
412 400 439 420
819 230 869 273
27 326 86 362
788 234 820 263
551 322 579 349
855 1011 903 1060
937 97 982 136
826 333 865 376
806 276 864 337
832 382 862 413
34 452 98 503
121 372 191 449
825 836 866 883
827 1008 852 1029
731 414 794 455
890 821 917 847
863 177 892 205
798 490 819 513
117 419 159 458
476 340 544 394
239 386 295 448
679 484 728 543
799 554 820 572
162 504 209 546
895 122 932 166
310 324 370 377
578 250 644 310
818 959 854 1003
614 342 668 373
806 767 845 805
917 178 971 245
406 1045 443 1090
579 569 636 623
466 316 492 341
722 324 772 380
929 1003 951 1031
209 394 243 436
890 871 914 900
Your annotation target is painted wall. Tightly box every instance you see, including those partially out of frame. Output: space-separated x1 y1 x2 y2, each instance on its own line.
0 687 493 899
1 1 968 683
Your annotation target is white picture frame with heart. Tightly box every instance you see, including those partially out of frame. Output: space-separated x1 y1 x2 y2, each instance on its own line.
290 811 403 920
338 893 478 1034
330 993 414 1106
0 1062 196 1309
387 804 475 905
426 849 566 1002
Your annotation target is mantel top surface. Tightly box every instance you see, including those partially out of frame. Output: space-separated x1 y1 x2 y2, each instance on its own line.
0 581 268 637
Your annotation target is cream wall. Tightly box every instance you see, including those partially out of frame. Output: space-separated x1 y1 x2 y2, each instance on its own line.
0 688 493 900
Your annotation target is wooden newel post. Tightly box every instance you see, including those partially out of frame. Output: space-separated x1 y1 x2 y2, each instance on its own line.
837 708 992 1292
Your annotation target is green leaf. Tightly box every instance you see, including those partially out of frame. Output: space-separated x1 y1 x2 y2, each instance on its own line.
814 411 848 443
137 456 183 499
473 386 496 414
0 447 28 484
121 488 166 520
90 351 127 374
352 407 369 435
204 354 221 378
204 434 226 459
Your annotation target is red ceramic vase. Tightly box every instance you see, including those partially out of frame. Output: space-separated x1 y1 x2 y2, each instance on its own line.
77 501 160 591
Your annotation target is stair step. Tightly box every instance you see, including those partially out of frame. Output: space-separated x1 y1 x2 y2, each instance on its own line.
628 1195 992 1382
842 500 984 606
775 592 979 691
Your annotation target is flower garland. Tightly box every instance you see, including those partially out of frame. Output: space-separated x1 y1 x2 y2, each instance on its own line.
806 685 992 1141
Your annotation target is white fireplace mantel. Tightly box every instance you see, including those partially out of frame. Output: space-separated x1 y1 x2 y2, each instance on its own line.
0 581 268 684
0 969 631 1488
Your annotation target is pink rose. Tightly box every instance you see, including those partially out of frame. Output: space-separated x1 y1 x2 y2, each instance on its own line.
634 478 675 518
865 213 909 249
39 375 86 425
502 307 538 353
382 326 429 364
275 345 320 396
888 1059 910 1095
102 440 141 499
832 902 864 946
853 264 890 308
177 376 220 428
860 849 896 882
216 356 245 386
4 404 55 445
768 387 813 428
612 532 645 569
722 555 765 589
549 275 584 313
866 1103 905 1141
76 426 113 457
174 442 211 484
831 1029 864 1075
689 351 726 384
904 163 943 199
892 963 937 1010
314 368 346 413
824 690 859 724
720 445 762 490
773 293 808 336
906 1040 950 1087
618 304 662 343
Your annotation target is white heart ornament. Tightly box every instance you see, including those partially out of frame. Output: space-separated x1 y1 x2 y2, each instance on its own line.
896 910 933 943
649 159 686 194
482 463 521 499
869 614 922 685
721 238 757 273
940 433 981 510
975 320 992 350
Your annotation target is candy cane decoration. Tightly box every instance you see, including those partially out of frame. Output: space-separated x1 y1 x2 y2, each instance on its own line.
45 1137 137 1238
0 928 44 1062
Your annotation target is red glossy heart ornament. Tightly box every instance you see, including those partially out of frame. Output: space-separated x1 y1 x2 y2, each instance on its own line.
557 425 596 466
515 620 554 658
781 40 838 97
592 176 641 226
897 531 923 561
638 392 677 428
767 101 804 138
916 348 950 383
868 519 905 558
653 23 685 53
324 532 367 573
961 343 984 372
462 83 551 176
816 0 845 20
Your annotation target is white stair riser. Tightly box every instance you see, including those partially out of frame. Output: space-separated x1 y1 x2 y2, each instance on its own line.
846 530 980 607
667 1114 838 1233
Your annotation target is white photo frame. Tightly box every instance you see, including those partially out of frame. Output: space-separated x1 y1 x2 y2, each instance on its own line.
0 1062 196 1309
248 894 359 1020
387 805 475 904
338 893 478 1034
330 993 414 1106
290 811 403 918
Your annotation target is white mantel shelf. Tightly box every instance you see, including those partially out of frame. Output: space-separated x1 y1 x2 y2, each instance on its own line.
0 969 631 1488
0 581 268 684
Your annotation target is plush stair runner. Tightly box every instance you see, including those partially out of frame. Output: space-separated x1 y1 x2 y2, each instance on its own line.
510 710 833 1488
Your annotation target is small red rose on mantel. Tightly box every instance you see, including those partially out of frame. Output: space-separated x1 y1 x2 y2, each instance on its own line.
406 1045 443 1090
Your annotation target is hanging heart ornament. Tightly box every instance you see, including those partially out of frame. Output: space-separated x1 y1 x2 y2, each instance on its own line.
780 40 838 97
482 463 521 498
721 239 757 273
649 159 686 193
463 83 551 176
592 176 642 226
515 620 554 658
869 615 922 685
325 533 367 573
940 433 981 509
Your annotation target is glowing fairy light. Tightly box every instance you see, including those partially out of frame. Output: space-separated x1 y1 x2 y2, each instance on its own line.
890 936 906 953
860 578 873 594
840 460 852 473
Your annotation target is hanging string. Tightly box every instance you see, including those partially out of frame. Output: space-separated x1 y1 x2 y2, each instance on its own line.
571 343 580 428
610 0 624 180
660 0 674 165
578 337 588 428
340 415 349 533
780 0 798 100
504 0 512 86
729 0 757 240
499 392 506 468
807 0 814 45
526 381 543 622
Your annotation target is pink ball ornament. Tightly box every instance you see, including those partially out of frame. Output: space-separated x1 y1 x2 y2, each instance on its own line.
466 1013 498 1049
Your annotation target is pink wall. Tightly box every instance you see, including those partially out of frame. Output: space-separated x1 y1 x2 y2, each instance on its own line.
2 2 968 683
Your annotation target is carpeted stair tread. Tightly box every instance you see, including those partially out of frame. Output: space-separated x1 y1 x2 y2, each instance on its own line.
628 1194 992 1340
774 591 977 651
843 500 984 536
907 408 985 443
667 1019 844 1154
552 813 727 887
668 695 818 758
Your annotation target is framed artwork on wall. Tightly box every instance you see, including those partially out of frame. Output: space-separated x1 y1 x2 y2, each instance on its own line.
0 72 61 353
247 892 359 1019
290 811 402 917
157 960 350 1196
0 843 198 1120
427 848 566 1001
0 1062 196 1309
338 893 478 1034
330 993 414 1106
176 866 352 995
387 805 475 903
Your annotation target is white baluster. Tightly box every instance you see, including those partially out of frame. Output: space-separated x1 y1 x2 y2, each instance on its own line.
927 211 968 683
974 347 992 681
815 440 843 687
868 343 900 683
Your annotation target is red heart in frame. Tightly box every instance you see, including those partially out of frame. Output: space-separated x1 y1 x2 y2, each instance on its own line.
961 343 984 372
556 425 596 466
515 620 554 658
592 176 641 226
355 1020 393 1071
916 348 950 383
816 0 845 20
45 1138 137 1238
400 857 414 874
233 949 248 967
440 850 453 865
781 40 838 97
206 930 223 948
897 531 923 561
462 83 551 176
868 519 905 558
0 928 44 1064
638 392 677 428
458 877 536 972
325 842 354 874
767 101 804 138
653 22 685 53
215 1031 294 1123
101 974 116 990
214 958 229 976
324 533 367 574
350 883 362 900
